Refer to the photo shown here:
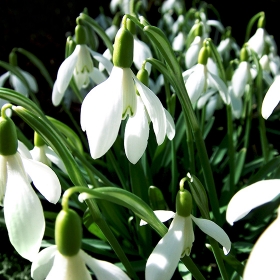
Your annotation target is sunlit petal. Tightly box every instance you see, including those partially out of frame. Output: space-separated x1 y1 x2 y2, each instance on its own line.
52 80 64 106
232 61 250 98
197 88 216 109
124 97 149 164
80 66 123 159
10 74 28 96
172 32 185 52
164 109 175 140
226 179 280 225
261 75 280 119
80 250 131 280
140 210 175 226
208 72 230 104
45 146 67 173
248 28 265 57
191 215 231 254
21 157 61 203
0 71 10 86
0 156 7 205
17 140 32 159
133 73 166 145
19 68 38 93
30 146 52 166
243 208 280 280
87 47 113 74
31 245 57 280
88 67 107 84
56 45 80 94
185 36 202 68
133 38 152 74
5 154 45 261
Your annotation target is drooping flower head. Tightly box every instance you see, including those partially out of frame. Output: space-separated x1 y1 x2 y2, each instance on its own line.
0 105 61 261
31 207 131 280
81 16 175 164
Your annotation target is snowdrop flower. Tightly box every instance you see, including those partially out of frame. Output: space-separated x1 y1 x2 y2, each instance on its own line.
185 35 203 68
81 24 175 164
31 208 130 280
110 0 130 14
0 107 61 261
226 180 280 279
261 75 280 119
52 24 113 106
172 31 185 52
30 132 67 173
183 45 229 105
143 189 231 280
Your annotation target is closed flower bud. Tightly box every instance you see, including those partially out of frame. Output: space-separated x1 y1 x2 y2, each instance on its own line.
136 68 149 86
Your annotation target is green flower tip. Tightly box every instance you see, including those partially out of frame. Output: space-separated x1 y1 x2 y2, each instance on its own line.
34 131 45 147
9 51 18 67
240 46 249 62
113 26 134 68
176 189 192 217
194 22 203 37
198 45 209 65
55 209 82 256
67 36 77 55
75 24 87 45
136 67 149 86
258 13 265 29
0 105 18 156
126 18 136 35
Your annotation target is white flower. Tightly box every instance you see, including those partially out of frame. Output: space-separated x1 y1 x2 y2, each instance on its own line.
52 44 113 106
248 28 266 57
172 32 185 52
231 61 251 98
133 37 152 74
261 75 280 119
243 206 280 280
109 0 130 14
0 142 61 261
185 36 203 69
183 64 229 105
31 245 131 280
81 66 175 164
142 210 231 280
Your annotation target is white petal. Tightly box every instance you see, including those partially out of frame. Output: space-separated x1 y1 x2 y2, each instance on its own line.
133 38 152 74
205 95 218 120
124 97 149 164
88 67 107 84
243 208 280 280
30 146 51 166
87 47 113 74
140 210 175 226
56 45 80 94
217 38 231 55
45 251 92 280
80 66 123 159
4 153 45 261
21 157 61 203
197 88 217 109
105 25 118 41
229 86 243 119
232 61 250 98
0 155 7 205
164 109 175 140
51 80 64 106
186 64 207 104
17 140 32 159
172 32 185 52
248 28 265 57
31 245 57 280
0 71 10 86
262 75 280 119
226 179 280 225
191 215 231 254
80 250 131 280
145 214 186 280
208 72 230 104
133 73 167 145
19 68 38 93
185 36 202 68
45 146 67 173
10 74 28 96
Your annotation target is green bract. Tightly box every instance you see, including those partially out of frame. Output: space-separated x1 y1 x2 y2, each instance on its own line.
0 113 18 156
9 51 17 67
34 131 45 147
75 24 87 45
113 27 133 68
136 68 149 86
55 209 82 256
240 47 249 62
198 46 209 65
176 189 193 217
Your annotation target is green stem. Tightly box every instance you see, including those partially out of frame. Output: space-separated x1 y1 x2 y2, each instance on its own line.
181 256 206 280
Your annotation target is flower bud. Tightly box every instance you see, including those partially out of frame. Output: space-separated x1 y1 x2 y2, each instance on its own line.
113 27 134 68
136 68 149 86
198 46 209 65
0 107 18 156
9 51 17 67
55 209 82 256
240 46 249 62
176 189 192 217
75 24 87 45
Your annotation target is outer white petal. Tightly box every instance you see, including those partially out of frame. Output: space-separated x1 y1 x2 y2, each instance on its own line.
45 146 67 173
206 20 225 33
226 179 280 225
52 80 64 106
5 153 45 261
30 146 52 166
133 37 152 74
17 140 32 159
31 245 57 280
21 157 61 203
207 58 219 76
145 214 186 280
0 71 10 86
248 28 265 57
105 25 118 41
261 75 280 119
186 64 207 104
243 208 280 280
56 45 80 94
191 215 231 254
185 36 202 68
87 47 113 74
208 72 230 104
124 97 149 164
232 61 250 98
80 66 123 159
217 38 231 55
19 68 38 92
205 95 218 120
172 32 185 52
45 251 92 280
164 109 175 140
88 67 107 84
0 155 7 205
80 250 131 280
197 88 217 109
140 210 175 226
133 73 166 145
10 74 28 96
229 86 242 119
